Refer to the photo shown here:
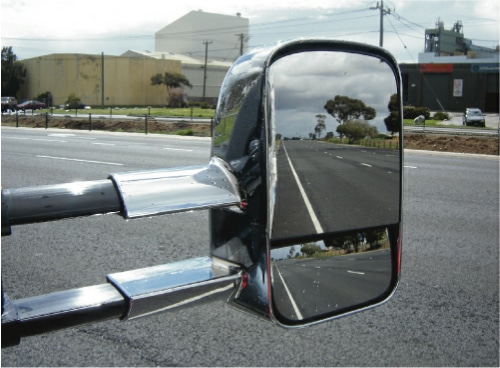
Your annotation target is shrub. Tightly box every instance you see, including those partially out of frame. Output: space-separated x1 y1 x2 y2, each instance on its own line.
176 129 194 136
168 88 188 108
403 106 431 119
433 111 450 121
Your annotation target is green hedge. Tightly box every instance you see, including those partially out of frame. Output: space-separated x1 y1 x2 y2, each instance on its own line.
403 106 431 119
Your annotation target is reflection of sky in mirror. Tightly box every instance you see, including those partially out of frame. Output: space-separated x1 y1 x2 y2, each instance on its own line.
270 51 397 138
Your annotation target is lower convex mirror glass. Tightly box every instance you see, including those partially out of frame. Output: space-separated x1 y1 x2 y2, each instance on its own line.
267 47 402 325
271 226 396 323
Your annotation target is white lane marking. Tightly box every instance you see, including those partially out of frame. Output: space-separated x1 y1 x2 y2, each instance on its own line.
5 137 67 143
404 165 418 169
92 142 115 146
36 155 123 166
48 133 75 137
275 264 304 320
283 142 324 234
347 270 365 275
163 147 193 152
336 156 343 159
361 163 372 167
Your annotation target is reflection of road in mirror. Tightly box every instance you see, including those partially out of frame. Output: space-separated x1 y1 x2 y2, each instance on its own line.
271 139 399 240
271 228 392 321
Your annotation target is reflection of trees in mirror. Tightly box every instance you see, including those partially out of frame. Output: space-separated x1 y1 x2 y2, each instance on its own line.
271 227 390 262
384 93 401 136
314 114 326 139
323 95 377 142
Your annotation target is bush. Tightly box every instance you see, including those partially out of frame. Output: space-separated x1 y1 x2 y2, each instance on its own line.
433 111 450 121
168 88 188 108
36 91 52 107
176 129 194 136
65 93 82 109
403 106 431 119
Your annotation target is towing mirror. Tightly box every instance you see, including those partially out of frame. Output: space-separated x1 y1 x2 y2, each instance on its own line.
211 40 402 326
2 40 402 346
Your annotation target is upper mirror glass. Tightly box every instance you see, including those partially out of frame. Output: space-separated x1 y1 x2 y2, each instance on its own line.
268 50 401 323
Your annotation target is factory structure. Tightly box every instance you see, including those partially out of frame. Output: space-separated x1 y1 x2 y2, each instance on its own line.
400 20 498 112
17 10 248 107
15 14 499 112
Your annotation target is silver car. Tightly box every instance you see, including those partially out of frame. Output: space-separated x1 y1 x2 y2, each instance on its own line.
463 108 485 127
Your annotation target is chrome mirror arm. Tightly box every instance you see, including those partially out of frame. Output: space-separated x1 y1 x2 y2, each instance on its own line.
2 257 242 347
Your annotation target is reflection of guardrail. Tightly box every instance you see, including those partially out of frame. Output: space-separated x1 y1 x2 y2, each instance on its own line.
404 126 499 137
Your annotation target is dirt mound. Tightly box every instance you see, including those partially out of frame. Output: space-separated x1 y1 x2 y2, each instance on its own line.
1 115 212 137
2 115 498 155
404 134 498 155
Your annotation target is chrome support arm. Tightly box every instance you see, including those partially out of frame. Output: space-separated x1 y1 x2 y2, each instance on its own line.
1 180 121 233
1 157 241 236
109 157 241 218
2 257 242 347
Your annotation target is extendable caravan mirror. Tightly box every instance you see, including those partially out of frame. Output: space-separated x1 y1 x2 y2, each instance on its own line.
2 39 402 347
211 40 403 326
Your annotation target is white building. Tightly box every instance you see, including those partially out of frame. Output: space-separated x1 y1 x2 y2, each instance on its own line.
155 10 249 62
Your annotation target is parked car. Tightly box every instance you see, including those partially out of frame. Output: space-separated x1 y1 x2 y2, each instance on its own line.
65 101 86 109
1 96 18 112
463 108 485 127
17 100 46 111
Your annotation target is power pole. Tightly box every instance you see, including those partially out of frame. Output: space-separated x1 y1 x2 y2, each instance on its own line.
101 52 104 107
370 1 392 47
236 33 247 56
202 41 212 102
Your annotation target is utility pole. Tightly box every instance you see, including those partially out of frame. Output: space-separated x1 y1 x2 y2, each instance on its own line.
101 52 104 107
369 1 392 47
236 33 247 56
202 40 212 102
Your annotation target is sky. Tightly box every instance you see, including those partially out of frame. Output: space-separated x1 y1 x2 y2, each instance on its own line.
1 0 498 63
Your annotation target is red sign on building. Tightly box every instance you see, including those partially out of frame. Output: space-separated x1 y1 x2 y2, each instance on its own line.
419 64 454 73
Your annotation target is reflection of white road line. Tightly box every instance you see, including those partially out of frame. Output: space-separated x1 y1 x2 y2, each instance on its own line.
347 270 365 275
134 284 234 318
275 264 303 320
282 142 324 234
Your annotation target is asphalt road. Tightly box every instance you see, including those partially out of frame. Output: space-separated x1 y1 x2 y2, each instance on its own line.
272 249 392 320
1 127 498 366
273 139 399 239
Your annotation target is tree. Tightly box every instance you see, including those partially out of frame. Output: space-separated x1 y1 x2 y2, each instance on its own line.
65 93 82 109
314 114 326 139
151 72 192 106
1 47 26 97
324 95 376 125
300 243 321 257
336 119 378 144
383 93 401 136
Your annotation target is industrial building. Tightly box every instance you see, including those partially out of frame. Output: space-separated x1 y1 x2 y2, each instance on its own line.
399 20 499 113
17 10 247 107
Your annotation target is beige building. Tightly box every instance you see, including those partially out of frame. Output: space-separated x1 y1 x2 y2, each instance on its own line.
122 50 232 102
19 54 181 107
17 11 247 107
